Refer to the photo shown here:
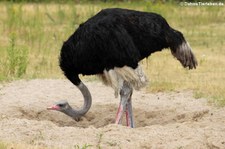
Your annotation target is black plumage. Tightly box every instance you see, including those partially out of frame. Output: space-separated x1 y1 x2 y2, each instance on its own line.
60 8 194 85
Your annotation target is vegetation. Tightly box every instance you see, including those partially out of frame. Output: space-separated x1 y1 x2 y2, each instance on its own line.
0 1 224 106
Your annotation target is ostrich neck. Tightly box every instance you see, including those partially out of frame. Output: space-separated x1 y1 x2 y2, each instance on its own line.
65 82 92 119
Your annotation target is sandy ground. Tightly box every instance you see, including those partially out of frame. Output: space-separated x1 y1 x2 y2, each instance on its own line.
0 79 225 149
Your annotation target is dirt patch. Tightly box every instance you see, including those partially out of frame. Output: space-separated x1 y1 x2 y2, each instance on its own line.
0 79 225 149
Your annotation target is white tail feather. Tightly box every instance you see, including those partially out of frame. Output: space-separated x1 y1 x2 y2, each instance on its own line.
171 41 198 69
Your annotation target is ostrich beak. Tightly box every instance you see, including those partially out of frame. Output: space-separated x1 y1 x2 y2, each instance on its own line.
47 105 60 110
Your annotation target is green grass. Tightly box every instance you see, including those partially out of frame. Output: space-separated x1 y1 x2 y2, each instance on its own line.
74 144 92 149
5 33 28 78
0 1 224 106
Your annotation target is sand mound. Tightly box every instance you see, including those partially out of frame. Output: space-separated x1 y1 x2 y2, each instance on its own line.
0 79 225 149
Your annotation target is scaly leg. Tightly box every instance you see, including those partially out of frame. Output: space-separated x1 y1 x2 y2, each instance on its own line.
115 97 127 125
126 99 134 128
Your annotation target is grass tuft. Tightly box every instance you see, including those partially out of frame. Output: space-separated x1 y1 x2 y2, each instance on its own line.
74 144 93 149
6 33 28 79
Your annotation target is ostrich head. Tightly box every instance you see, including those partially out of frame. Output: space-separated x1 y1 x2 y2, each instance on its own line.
47 100 83 121
47 100 70 112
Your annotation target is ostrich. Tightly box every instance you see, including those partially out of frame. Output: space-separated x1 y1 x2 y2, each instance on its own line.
47 8 197 128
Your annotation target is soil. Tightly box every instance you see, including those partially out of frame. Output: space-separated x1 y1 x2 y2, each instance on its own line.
0 79 225 149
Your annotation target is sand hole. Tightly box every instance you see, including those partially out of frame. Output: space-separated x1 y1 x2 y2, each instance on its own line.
15 104 209 128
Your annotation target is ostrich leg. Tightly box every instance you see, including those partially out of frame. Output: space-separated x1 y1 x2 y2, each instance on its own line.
126 98 134 127
115 81 134 128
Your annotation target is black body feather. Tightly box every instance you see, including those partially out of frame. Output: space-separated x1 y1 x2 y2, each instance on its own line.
60 8 188 85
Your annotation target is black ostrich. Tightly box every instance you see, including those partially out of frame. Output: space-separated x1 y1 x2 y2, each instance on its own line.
47 8 197 128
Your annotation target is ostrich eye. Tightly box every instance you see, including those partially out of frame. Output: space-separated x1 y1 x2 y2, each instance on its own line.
58 104 64 107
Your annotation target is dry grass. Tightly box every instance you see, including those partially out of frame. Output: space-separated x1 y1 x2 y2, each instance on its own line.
0 1 224 106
